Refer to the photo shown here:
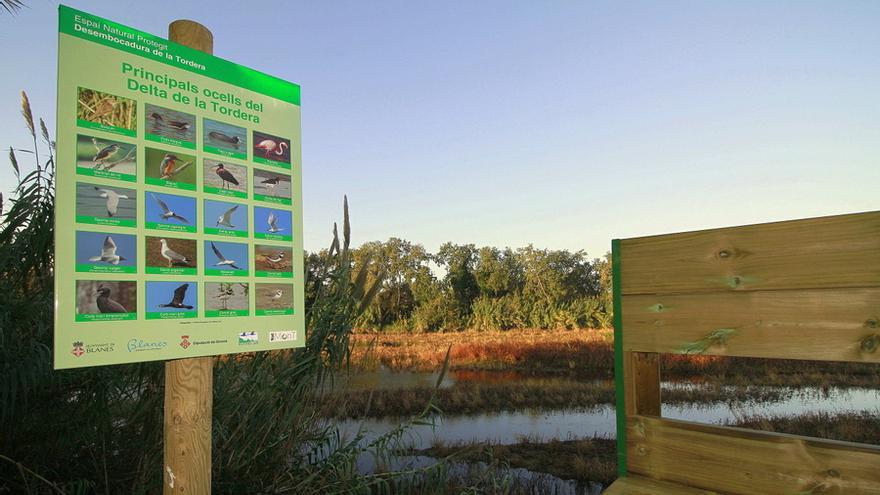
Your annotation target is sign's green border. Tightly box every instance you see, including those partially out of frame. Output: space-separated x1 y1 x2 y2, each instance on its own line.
59 5 300 106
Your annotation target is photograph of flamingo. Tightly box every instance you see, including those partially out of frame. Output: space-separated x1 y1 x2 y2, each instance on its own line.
145 103 196 148
253 130 291 167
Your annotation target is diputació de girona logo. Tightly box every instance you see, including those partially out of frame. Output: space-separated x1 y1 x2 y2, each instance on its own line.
72 341 85 357
180 335 191 349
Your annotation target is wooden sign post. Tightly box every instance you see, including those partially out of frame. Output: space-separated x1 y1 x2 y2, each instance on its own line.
164 22 214 495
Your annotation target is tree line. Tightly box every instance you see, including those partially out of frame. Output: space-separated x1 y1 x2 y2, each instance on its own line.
307 238 612 332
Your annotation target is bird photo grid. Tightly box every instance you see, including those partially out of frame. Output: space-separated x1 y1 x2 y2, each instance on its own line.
54 5 303 369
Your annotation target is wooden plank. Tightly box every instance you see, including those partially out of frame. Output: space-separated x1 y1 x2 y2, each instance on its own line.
619 211 880 295
603 475 724 495
627 415 880 495
627 352 661 416
164 356 213 494
622 288 880 362
164 19 214 495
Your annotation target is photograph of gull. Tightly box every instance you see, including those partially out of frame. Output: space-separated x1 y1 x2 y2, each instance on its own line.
146 192 195 227
254 206 291 237
76 231 136 268
203 159 247 195
205 282 249 313
75 135 136 175
207 240 248 273
144 147 196 186
145 236 197 269
253 169 291 200
254 244 293 273
146 281 197 314
255 283 293 312
204 199 248 234
76 281 136 315
76 182 137 222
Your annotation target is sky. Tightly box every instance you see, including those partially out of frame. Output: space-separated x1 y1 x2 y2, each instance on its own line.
2 1 879 258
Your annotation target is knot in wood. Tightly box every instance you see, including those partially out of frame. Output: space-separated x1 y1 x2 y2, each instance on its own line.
717 249 731 259
861 334 879 353
865 318 879 329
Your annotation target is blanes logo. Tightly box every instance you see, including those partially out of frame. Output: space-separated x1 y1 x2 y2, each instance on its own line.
238 331 258 345
268 331 296 342
72 341 85 357
128 339 168 352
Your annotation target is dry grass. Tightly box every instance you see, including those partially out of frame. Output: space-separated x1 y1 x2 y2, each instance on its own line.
351 328 880 387
351 328 614 374
77 88 136 130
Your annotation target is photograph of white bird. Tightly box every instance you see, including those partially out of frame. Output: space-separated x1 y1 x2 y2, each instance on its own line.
93 186 128 217
210 242 242 270
216 204 239 228
267 211 284 233
159 239 193 267
89 236 126 265
215 283 235 310
269 289 283 300
152 193 189 223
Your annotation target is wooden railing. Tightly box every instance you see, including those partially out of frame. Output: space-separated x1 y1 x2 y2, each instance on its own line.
604 211 880 494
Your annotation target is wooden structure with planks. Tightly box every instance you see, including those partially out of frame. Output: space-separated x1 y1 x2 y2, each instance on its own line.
604 211 880 494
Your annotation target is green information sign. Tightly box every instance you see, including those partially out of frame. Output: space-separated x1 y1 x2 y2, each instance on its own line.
54 5 304 369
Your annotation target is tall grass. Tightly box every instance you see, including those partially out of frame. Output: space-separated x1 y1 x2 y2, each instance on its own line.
0 93 459 494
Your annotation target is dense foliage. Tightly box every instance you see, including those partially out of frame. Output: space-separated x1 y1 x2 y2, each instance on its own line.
310 239 612 332
0 94 461 494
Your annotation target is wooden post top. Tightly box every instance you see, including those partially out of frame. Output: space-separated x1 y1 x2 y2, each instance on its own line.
169 20 213 54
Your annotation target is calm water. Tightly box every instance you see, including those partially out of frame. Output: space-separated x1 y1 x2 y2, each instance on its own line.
330 370 879 492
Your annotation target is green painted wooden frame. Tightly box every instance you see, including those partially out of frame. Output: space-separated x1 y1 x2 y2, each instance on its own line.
612 238 627 477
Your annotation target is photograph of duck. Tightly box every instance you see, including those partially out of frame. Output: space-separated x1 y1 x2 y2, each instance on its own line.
76 182 136 222
75 280 136 315
203 159 247 195
76 231 136 269
145 103 196 145
145 236 197 270
146 281 197 314
144 147 196 186
204 199 248 236
204 118 246 153
75 135 136 175
253 169 291 200
253 130 291 164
